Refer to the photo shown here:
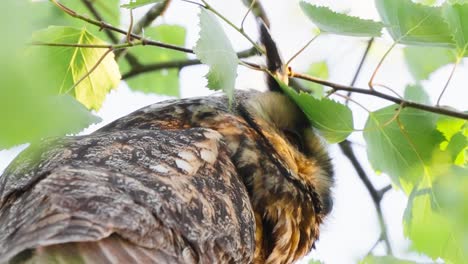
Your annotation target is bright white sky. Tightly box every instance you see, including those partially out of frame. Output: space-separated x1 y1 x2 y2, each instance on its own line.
1 0 467 263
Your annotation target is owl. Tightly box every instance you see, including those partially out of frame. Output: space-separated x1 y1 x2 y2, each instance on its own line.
0 25 334 264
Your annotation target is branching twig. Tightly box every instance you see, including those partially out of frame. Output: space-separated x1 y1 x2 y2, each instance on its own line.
339 140 393 255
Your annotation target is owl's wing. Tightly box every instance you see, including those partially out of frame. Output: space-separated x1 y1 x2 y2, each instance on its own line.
0 128 255 263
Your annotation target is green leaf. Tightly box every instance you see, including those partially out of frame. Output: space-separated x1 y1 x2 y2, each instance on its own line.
121 0 164 9
375 0 454 46
300 2 383 37
31 0 120 41
360 255 421 264
363 106 444 188
194 9 238 102
442 3 468 55
303 61 329 98
403 84 430 104
404 170 468 264
0 2 100 149
277 80 354 143
120 25 187 96
30 26 121 110
403 46 456 81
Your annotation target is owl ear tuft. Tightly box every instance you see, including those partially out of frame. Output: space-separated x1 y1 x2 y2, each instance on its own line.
258 21 288 92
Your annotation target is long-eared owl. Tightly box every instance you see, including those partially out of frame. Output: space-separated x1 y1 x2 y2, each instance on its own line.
0 25 334 264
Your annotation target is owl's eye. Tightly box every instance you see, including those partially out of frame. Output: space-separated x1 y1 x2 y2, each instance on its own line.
283 129 305 152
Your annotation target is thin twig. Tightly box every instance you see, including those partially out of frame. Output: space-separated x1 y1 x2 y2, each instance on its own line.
51 0 193 54
437 57 460 106
241 0 270 27
346 38 374 105
241 0 256 31
339 140 393 255
368 42 397 90
285 34 320 67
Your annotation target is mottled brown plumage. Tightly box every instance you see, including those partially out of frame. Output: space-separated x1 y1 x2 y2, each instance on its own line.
0 90 333 264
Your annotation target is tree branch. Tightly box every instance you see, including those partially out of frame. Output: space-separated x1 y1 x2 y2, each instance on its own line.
122 47 259 80
339 140 393 255
291 72 468 120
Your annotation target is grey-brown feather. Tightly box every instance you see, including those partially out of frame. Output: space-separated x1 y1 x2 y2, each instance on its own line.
0 128 254 263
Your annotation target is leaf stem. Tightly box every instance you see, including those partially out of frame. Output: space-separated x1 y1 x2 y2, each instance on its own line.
436 57 461 106
346 38 374 105
368 41 397 90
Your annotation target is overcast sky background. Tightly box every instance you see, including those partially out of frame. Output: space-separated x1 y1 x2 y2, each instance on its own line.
1 0 467 263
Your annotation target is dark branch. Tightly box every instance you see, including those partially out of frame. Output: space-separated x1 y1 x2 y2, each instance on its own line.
122 47 259 80
292 72 468 120
339 140 393 254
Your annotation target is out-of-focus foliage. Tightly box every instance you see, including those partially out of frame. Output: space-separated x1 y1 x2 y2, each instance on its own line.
119 25 187 97
0 1 100 149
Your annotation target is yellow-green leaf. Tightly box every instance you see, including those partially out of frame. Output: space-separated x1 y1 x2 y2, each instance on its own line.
30 26 121 110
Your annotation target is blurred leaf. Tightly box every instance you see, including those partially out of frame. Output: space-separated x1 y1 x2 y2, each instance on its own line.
363 106 444 189
277 80 354 143
121 0 164 9
360 255 421 264
375 0 454 46
404 168 468 264
437 116 468 165
120 25 186 97
30 26 121 110
0 2 100 149
308 260 323 264
300 2 383 37
303 61 329 98
403 84 430 104
442 3 468 55
403 46 456 81
31 0 120 41
194 8 238 102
